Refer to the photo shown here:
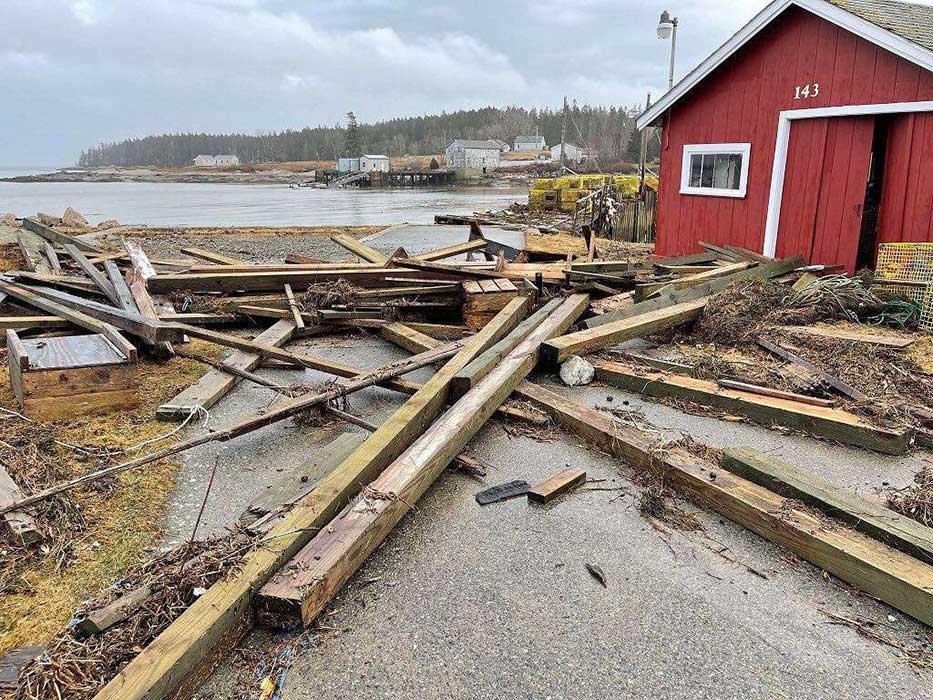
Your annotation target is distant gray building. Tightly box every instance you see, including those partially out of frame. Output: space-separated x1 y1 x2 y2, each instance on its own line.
445 139 501 173
214 155 240 166
550 143 586 164
337 157 361 173
514 135 546 152
491 139 510 152
360 155 390 172
192 154 240 167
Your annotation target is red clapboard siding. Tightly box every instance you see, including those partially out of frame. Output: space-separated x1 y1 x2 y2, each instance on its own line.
656 3 933 264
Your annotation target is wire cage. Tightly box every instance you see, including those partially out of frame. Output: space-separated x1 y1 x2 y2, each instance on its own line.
872 242 933 332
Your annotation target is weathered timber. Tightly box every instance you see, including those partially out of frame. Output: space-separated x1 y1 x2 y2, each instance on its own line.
0 465 42 546
77 586 154 636
125 256 175 357
157 320 296 419
391 257 506 280
90 297 530 700
637 261 754 301
122 239 157 280
180 247 245 265
379 322 442 355
757 338 868 401
515 382 933 626
721 448 933 563
16 234 47 273
411 239 487 262
255 295 589 624
331 234 388 264
652 251 720 267
22 217 106 254
0 646 45 691
451 297 563 396
63 244 121 305
583 256 804 330
716 379 836 407
527 467 587 503
147 268 451 293
593 361 912 455
41 242 62 273
104 261 140 314
283 284 305 330
541 297 707 364
0 280 138 361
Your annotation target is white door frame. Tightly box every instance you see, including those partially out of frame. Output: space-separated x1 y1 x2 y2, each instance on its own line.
762 100 933 257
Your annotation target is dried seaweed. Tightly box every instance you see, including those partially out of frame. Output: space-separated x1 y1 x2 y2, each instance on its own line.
694 279 788 345
887 466 933 528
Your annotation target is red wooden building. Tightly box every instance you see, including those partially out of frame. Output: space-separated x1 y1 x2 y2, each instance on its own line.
637 0 933 272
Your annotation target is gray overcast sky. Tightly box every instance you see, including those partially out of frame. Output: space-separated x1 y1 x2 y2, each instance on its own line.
0 0 901 165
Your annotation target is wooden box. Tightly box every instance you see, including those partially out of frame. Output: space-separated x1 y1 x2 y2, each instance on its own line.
7 331 138 420
461 278 520 330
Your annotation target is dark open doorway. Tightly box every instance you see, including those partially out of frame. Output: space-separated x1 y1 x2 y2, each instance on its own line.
855 115 892 271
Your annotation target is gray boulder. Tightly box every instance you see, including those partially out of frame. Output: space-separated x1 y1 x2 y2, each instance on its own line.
559 355 595 387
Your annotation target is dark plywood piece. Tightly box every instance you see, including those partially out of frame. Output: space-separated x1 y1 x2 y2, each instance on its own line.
527 468 586 503
0 646 44 690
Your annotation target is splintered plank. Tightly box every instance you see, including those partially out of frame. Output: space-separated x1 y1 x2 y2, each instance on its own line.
721 448 933 564
412 238 488 262
330 234 388 264
637 261 754 300
255 294 589 625
541 297 707 364
64 244 121 306
527 467 586 503
16 234 48 273
0 465 42 546
157 319 296 419
283 284 305 330
180 247 245 266
104 261 140 314
90 298 532 700
514 382 933 627
77 586 154 636
22 217 106 254
593 361 912 455
41 242 62 273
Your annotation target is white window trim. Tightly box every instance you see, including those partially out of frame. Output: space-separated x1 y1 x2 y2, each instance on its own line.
680 143 751 198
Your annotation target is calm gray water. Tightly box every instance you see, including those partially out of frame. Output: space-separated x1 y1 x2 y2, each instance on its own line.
0 167 527 227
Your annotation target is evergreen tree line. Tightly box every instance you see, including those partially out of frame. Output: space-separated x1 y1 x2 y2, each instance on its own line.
77 103 659 168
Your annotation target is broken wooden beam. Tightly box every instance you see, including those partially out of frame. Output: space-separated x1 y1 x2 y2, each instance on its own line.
255 294 589 625
593 361 912 455
77 585 154 636
283 284 305 330
63 244 121 306
721 448 933 564
180 247 245 266
411 238 487 262
330 234 388 264
22 217 106 254
89 298 531 700
379 322 442 355
541 297 707 364
757 338 868 401
527 467 586 503
514 382 933 627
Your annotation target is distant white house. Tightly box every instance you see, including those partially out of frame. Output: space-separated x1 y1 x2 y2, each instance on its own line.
338 157 361 173
550 143 586 164
360 155 390 172
192 154 240 167
514 135 546 152
445 139 501 173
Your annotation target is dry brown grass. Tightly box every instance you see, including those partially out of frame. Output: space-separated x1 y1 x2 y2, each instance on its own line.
0 341 222 655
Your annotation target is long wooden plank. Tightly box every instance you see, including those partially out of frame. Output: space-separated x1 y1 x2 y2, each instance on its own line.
16 234 47 273
104 261 140 314
541 297 707 364
411 238 487 262
180 247 245 265
283 284 305 330
255 295 589 624
583 256 804 330
379 322 440 355
716 379 836 407
124 245 175 357
637 261 754 300
593 361 912 455
122 239 157 280
156 319 296 419
451 297 563 396
41 242 62 274
330 234 388 264
721 448 933 563
0 280 138 361
63 244 120 306
91 297 531 700
22 217 106 254
514 382 933 627
148 267 455 293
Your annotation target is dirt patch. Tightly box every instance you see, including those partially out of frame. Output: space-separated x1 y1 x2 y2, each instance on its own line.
0 243 25 272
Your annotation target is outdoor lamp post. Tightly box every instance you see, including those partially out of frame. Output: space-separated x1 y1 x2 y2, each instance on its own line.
657 9 679 89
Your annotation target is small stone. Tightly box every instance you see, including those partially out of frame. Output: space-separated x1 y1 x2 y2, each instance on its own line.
559 355 595 387
36 211 59 226
96 218 121 230
62 207 90 228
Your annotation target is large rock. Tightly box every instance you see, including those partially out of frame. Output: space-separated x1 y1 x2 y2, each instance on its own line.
62 207 90 228
96 219 121 230
36 212 59 226
559 355 595 387
1 213 17 227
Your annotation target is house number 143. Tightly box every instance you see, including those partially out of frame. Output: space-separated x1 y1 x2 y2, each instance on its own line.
794 83 820 99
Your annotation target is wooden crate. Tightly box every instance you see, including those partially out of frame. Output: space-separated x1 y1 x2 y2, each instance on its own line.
462 278 520 330
7 331 138 420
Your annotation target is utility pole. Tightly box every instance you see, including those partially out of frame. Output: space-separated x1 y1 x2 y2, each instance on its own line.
560 96 568 170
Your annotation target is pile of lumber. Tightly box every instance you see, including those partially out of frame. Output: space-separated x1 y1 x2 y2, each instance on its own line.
3 221 932 700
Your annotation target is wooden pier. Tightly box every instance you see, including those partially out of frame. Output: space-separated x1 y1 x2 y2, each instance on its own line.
315 169 456 188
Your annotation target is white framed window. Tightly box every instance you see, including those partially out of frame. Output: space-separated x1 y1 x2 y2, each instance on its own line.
680 143 751 198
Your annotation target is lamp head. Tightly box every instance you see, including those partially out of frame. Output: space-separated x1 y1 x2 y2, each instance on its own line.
657 9 675 39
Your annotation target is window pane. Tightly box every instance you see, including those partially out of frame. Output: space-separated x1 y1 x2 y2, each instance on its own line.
700 154 715 187
712 153 743 190
689 154 703 187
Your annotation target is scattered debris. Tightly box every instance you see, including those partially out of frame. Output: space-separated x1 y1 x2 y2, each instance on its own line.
475 480 530 505
585 562 607 587
887 465 933 528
